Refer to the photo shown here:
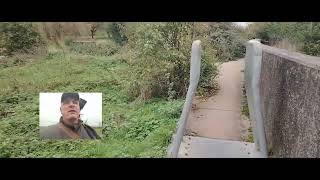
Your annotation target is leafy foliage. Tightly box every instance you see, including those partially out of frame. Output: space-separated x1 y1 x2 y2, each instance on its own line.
124 22 219 101
0 22 251 157
0 22 44 55
208 22 247 61
105 23 128 46
303 23 320 56
303 35 320 56
248 22 320 56
0 51 183 157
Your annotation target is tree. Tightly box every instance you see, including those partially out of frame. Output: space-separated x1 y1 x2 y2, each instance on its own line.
88 22 102 39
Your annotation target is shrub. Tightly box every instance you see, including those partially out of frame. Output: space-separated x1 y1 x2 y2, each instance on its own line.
208 22 246 61
0 22 45 55
123 23 219 101
106 23 128 46
303 35 320 56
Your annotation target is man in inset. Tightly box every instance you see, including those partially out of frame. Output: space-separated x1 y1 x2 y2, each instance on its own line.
40 93 101 139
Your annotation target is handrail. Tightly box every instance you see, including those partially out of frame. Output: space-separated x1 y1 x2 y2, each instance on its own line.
244 39 268 158
167 40 202 158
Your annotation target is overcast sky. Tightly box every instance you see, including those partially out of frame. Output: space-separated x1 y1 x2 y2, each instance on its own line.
233 22 251 27
39 93 102 127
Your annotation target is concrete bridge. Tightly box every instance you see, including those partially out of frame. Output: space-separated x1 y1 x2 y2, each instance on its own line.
167 39 320 158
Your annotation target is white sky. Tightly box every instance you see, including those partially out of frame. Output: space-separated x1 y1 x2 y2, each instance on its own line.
39 93 102 127
233 22 251 27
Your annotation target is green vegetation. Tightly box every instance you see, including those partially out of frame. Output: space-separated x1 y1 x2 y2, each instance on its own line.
241 82 253 143
242 103 250 117
247 22 320 56
245 127 254 143
241 84 250 117
0 22 249 157
0 49 184 157
208 22 247 61
0 22 45 55
105 22 128 46
69 40 120 56
123 23 219 100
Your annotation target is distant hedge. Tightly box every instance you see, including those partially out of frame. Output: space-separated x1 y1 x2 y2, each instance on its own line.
249 22 320 56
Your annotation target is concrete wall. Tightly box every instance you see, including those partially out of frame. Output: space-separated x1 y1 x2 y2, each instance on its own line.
259 45 320 157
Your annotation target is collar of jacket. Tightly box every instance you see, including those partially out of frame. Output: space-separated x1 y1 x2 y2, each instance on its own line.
59 116 83 132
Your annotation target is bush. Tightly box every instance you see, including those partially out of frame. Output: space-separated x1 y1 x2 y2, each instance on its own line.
208 23 246 61
197 41 219 96
0 22 45 55
106 23 128 46
69 40 120 56
303 35 320 56
123 23 219 101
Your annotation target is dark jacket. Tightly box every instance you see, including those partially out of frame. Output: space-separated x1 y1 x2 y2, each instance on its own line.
40 117 101 140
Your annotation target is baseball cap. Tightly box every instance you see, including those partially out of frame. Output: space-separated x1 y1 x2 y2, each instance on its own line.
61 93 87 110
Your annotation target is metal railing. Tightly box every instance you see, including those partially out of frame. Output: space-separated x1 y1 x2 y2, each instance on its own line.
167 40 202 158
244 39 268 158
167 39 267 158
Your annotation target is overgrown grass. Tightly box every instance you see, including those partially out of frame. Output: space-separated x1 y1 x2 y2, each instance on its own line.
0 49 184 157
245 127 254 143
241 83 250 117
241 82 253 143
68 40 119 57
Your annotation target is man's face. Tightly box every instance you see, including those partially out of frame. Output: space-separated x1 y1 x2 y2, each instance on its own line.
60 98 80 124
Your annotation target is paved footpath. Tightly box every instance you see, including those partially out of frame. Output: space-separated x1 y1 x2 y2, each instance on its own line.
178 59 260 158
186 59 245 140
